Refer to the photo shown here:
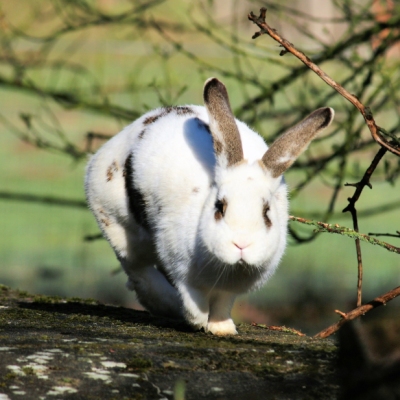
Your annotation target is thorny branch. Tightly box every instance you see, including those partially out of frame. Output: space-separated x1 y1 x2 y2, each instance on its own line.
314 286 400 339
248 7 400 156
249 7 400 333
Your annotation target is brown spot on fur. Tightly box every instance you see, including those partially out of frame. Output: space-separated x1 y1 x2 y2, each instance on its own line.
173 106 195 115
263 203 272 228
106 161 119 182
192 187 200 193
138 129 146 139
144 115 160 125
214 211 223 221
124 154 150 231
158 106 195 117
98 209 111 227
145 107 195 124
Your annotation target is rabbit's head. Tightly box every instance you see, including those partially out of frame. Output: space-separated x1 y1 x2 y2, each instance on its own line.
197 78 334 288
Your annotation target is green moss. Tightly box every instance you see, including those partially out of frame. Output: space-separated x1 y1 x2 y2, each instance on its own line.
3 372 17 381
22 367 35 375
67 297 98 304
126 357 153 371
32 294 63 303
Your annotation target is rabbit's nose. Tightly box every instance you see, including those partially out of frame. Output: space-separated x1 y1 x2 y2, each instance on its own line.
233 241 251 250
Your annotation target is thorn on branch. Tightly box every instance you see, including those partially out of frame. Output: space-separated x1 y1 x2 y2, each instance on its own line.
334 310 348 319
279 45 289 56
252 31 263 40
248 8 268 40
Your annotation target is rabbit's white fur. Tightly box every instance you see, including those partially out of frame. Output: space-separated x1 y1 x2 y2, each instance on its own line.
85 78 334 335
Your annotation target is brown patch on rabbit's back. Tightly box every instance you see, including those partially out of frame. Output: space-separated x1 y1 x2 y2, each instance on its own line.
140 107 196 140
144 107 195 126
106 161 119 182
170 106 195 116
143 115 160 125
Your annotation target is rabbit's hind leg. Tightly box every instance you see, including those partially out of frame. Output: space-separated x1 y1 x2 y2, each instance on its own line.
91 207 183 319
177 284 210 331
126 264 184 320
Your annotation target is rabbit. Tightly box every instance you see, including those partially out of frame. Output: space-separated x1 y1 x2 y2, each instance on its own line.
85 77 334 335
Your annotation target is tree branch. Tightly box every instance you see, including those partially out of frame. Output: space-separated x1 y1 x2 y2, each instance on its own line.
314 286 400 338
0 191 86 208
248 7 400 156
289 216 400 254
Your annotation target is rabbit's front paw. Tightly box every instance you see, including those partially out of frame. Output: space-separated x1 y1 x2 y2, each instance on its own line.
186 313 208 332
207 319 237 336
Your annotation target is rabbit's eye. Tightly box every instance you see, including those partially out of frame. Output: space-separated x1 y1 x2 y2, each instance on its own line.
214 198 227 220
263 203 272 228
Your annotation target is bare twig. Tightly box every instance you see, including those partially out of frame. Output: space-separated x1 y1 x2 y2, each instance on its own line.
314 286 400 339
251 323 305 337
84 233 103 242
369 231 400 238
0 191 86 208
248 7 400 156
343 147 388 305
86 131 113 153
0 75 140 121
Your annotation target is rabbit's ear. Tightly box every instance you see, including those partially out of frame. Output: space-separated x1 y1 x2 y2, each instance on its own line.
203 78 244 167
262 107 334 178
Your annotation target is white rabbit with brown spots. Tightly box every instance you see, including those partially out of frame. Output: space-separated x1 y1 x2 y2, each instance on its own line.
85 78 334 335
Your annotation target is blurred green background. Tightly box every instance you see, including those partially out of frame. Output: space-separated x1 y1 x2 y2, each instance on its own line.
0 0 399 334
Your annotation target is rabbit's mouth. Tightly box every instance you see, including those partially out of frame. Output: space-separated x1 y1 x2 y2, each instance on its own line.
235 259 256 272
191 246 262 291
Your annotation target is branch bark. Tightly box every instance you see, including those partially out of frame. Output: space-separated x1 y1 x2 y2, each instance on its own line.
314 286 400 338
342 146 388 305
248 7 400 157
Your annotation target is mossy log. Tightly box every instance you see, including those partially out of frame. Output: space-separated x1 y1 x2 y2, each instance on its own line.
0 285 338 399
